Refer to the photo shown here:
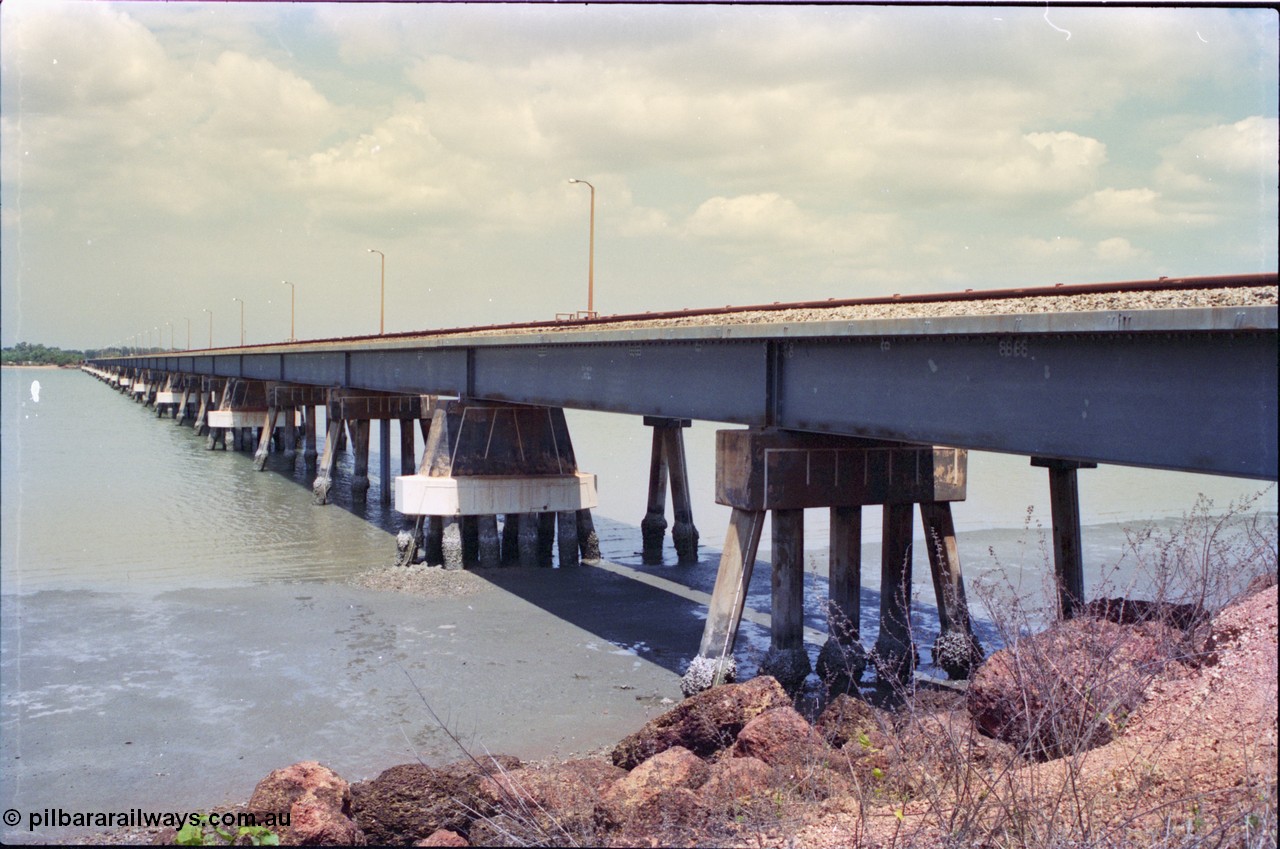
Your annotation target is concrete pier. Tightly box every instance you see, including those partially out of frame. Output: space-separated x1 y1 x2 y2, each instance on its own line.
683 429 973 695
394 400 599 569
310 389 430 505
1031 457 1097 620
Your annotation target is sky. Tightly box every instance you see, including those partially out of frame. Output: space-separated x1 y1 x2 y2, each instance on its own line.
1 2 1276 350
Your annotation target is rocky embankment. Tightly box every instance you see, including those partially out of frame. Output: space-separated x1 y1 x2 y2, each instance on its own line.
86 580 1276 847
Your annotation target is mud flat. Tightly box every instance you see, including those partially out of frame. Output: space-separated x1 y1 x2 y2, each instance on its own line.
0 565 703 844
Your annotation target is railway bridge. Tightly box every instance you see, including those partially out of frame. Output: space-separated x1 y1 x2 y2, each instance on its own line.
85 273 1278 695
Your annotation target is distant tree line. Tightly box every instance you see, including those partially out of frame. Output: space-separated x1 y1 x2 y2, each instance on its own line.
2 341 88 366
2 342 160 366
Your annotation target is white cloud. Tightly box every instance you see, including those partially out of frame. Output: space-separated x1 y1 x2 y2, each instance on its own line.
681 192 901 286
199 52 337 146
1069 187 1217 230
1094 236 1149 262
1010 235 1086 259
1 2 168 111
1156 116 1279 194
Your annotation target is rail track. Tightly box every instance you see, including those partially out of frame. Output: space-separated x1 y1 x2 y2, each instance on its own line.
128 272 1277 355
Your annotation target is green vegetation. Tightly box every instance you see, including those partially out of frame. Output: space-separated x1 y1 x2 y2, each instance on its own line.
2 341 85 366
175 814 279 846
0 341 145 365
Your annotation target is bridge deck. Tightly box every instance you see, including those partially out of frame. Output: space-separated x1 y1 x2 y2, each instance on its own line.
92 276 1279 480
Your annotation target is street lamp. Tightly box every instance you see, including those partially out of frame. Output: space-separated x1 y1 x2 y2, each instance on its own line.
367 249 385 334
281 280 296 341
202 308 213 348
232 297 245 346
567 178 596 317
184 317 191 350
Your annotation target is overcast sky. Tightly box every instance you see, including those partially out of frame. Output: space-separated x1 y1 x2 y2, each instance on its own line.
2 2 1276 349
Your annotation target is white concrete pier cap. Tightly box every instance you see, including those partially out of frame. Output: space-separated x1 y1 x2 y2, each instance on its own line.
207 410 302 428
395 472 598 516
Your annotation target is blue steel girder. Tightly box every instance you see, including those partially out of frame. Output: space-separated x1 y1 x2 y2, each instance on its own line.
774 330 1276 479
94 308 1278 480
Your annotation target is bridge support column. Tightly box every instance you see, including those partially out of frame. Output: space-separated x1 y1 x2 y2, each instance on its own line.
442 517 463 570
253 408 280 471
683 430 972 697
194 379 213 435
501 515 520 564
302 407 318 467
281 407 298 462
577 509 601 564
681 508 764 697
395 400 598 570
175 379 193 425
379 419 392 505
557 511 580 568
349 419 371 501
640 417 699 563
517 513 541 567
399 419 416 478
919 502 982 678
872 503 917 684
816 505 865 696
155 375 176 418
758 508 811 693
476 515 501 568
827 506 862 640
1032 457 1097 620
313 408 343 505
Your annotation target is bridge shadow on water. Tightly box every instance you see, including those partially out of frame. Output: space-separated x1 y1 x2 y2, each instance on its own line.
256 446 1001 683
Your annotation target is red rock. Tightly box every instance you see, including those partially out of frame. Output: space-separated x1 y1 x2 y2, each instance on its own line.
698 756 782 815
616 787 711 845
600 746 711 825
247 761 365 846
814 693 888 750
611 676 791 769
248 761 352 820
475 759 623 844
288 797 365 846
350 755 521 844
967 616 1184 759
730 706 829 768
416 829 468 847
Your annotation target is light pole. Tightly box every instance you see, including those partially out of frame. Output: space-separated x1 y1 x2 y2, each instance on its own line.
567 179 596 317
203 308 213 348
232 297 245 346
281 280 296 341
165 321 173 351
184 317 191 350
367 249 385 334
